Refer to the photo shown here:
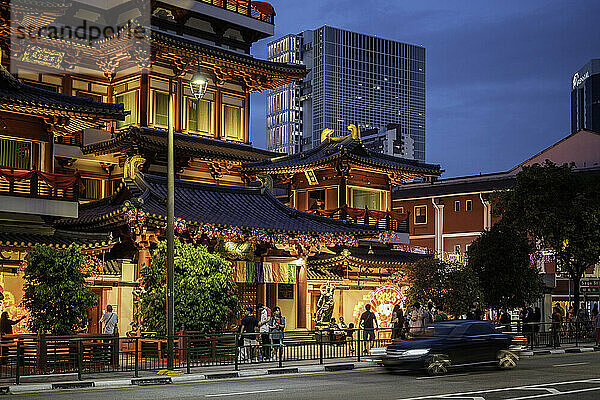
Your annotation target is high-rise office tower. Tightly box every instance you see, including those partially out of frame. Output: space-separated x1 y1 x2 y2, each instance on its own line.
571 59 600 134
266 26 425 160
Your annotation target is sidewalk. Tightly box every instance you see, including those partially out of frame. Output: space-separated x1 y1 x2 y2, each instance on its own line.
3 346 600 395
3 357 374 395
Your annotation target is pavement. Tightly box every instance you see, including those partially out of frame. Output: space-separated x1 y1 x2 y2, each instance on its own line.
3 350 600 399
2 345 599 398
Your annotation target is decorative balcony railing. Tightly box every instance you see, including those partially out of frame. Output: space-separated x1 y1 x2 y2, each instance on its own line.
0 167 84 201
308 205 409 233
198 0 275 24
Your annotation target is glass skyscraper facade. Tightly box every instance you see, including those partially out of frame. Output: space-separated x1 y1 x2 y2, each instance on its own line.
266 26 425 160
571 59 600 134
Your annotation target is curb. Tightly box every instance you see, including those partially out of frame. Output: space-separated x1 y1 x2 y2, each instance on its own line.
4 361 375 394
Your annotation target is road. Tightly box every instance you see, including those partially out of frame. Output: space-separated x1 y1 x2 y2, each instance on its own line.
9 352 600 399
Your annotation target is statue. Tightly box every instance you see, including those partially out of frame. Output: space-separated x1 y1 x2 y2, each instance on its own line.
315 281 335 328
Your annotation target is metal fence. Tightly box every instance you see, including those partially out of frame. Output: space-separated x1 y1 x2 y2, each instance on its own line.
0 322 596 384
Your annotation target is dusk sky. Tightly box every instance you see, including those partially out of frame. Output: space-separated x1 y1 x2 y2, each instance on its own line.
248 0 600 178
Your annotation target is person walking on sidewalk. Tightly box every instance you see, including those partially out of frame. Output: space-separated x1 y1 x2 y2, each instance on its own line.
499 308 512 332
391 304 404 339
0 312 25 365
551 306 562 349
269 306 285 360
258 303 271 360
100 305 118 335
360 304 378 354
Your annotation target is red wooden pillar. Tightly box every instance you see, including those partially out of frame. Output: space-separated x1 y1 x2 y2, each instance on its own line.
297 263 308 329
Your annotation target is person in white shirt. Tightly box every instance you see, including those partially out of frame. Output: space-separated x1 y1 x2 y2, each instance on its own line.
99 305 118 335
258 303 271 360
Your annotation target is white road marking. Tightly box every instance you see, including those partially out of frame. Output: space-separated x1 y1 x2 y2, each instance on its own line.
396 378 600 400
416 373 471 380
205 389 284 397
552 362 589 367
506 386 600 400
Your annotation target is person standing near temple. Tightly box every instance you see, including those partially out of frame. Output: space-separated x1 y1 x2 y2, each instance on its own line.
258 303 271 360
0 312 25 365
100 305 118 335
269 306 285 360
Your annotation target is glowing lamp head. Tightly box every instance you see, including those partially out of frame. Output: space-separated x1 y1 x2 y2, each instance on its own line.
190 71 208 100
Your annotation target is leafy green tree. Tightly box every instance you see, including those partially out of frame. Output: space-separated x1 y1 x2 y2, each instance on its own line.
140 240 239 334
405 258 480 317
495 161 600 313
23 245 97 335
467 222 544 310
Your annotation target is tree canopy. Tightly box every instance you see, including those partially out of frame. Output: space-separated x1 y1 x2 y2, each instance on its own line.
23 245 97 335
140 240 239 334
495 161 600 311
467 222 544 309
405 258 480 317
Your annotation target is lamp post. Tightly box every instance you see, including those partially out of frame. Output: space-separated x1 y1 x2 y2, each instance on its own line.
166 66 208 370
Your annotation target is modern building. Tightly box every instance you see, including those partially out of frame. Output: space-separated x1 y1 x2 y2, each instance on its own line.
361 124 415 158
571 59 600 133
266 26 426 160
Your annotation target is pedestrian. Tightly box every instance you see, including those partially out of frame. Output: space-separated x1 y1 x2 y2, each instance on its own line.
239 306 259 361
533 306 541 347
337 316 348 340
551 306 562 348
257 303 271 360
408 302 423 335
499 308 512 332
422 302 434 327
0 312 25 365
360 304 378 354
577 303 589 338
269 306 285 360
328 317 337 341
346 322 355 354
391 304 404 339
100 305 118 335
521 302 533 340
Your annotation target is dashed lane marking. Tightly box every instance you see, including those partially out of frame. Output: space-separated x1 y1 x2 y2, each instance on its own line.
205 388 284 397
551 362 589 367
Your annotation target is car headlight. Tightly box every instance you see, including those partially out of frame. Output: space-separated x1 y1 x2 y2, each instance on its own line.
402 348 430 357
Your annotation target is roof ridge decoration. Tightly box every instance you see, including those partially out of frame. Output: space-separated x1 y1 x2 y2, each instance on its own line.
242 124 442 177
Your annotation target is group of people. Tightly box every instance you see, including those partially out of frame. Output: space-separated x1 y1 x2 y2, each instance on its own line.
239 304 285 361
390 302 442 340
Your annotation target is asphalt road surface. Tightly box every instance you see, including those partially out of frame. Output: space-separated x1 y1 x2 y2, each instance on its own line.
10 352 600 400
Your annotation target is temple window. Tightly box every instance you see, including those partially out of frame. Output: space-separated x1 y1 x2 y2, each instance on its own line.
115 91 139 129
414 205 427 224
223 104 242 140
0 138 31 169
81 178 103 201
152 91 169 128
351 188 381 210
186 98 212 136
308 189 325 210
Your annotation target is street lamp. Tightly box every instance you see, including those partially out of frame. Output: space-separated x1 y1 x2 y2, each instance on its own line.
166 65 208 371
190 70 209 100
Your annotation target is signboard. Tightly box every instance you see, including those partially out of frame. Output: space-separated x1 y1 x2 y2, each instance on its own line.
580 279 599 294
20 46 65 69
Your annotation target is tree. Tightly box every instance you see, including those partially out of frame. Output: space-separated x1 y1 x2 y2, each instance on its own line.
495 161 600 313
140 240 239 334
405 258 480 317
467 222 544 310
23 245 97 335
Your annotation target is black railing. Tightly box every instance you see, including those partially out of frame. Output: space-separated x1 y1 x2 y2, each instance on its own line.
0 322 595 384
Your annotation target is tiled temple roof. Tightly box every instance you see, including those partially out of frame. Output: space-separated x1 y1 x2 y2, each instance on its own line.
0 65 127 120
242 136 442 175
82 127 280 162
57 173 380 236
308 244 430 267
0 229 118 251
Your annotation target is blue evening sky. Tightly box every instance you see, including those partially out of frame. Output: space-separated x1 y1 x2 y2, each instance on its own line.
248 0 599 178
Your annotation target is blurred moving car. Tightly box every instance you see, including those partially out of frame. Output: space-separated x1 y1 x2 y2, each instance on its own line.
376 320 525 375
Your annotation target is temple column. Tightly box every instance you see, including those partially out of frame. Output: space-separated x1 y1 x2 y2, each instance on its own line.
297 262 308 329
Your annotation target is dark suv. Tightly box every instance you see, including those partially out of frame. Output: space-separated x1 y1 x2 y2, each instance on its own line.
381 320 524 375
